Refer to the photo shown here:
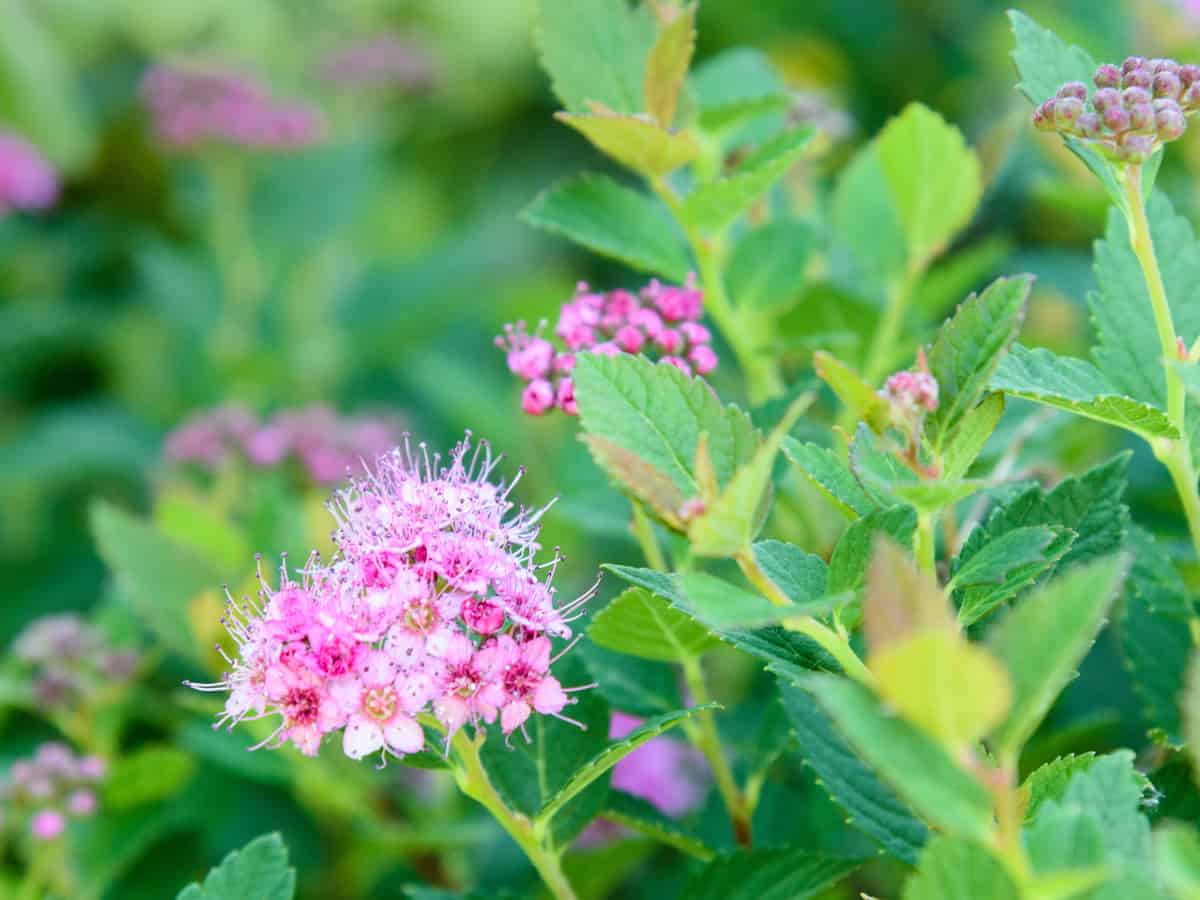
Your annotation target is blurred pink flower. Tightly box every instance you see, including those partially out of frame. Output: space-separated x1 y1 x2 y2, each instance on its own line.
0 133 58 217
609 712 706 817
3 742 106 841
321 35 438 91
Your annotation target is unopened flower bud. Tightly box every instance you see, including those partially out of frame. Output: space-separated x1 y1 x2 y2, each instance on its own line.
1181 64 1200 86
1184 82 1200 109
1033 100 1056 130
1154 71 1182 99
1094 64 1122 88
1103 105 1131 131
1154 58 1180 74
1122 86 1152 108
521 379 554 416
30 810 66 841
883 370 939 415
67 789 97 817
1056 80 1088 101
1076 111 1102 138
555 377 577 415
1123 67 1153 90
1122 56 1148 74
1157 105 1187 141
1128 102 1155 131
688 344 718 376
1092 87 1120 112
1055 97 1084 128
1119 134 1155 162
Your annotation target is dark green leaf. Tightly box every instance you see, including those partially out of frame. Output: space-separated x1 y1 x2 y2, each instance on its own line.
176 833 295 900
683 847 861 900
588 586 719 662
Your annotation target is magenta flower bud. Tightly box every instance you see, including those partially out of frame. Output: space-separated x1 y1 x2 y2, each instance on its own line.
1123 67 1153 90
460 597 505 635
1123 86 1152 108
553 352 575 373
1154 72 1182 100
1157 106 1187 141
1076 111 1102 138
1151 59 1179 74
1128 102 1155 131
1092 87 1120 112
1184 82 1200 109
1181 64 1200 86
67 789 97 817
679 321 712 345
1122 56 1148 74
614 324 645 353
656 328 683 354
79 755 106 780
30 809 66 841
521 379 554 416
1119 134 1155 162
1056 80 1088 101
1054 97 1084 127
660 356 692 376
1033 101 1056 131
1094 64 1122 88
689 344 718 375
555 377 577 415
1103 105 1131 131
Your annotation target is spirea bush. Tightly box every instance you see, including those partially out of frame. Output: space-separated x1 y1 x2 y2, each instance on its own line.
10 3 1200 899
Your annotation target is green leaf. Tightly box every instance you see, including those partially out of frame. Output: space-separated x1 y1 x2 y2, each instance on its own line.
643 4 696 126
155 490 252 574
752 540 829 607
535 0 655 114
480 656 611 849
1022 754 1099 822
827 505 918 596
814 351 889 433
574 352 759 497
521 173 692 280
682 847 861 900
726 221 814 311
942 393 1005 481
830 140 908 304
557 109 699 176
778 679 929 864
848 424 917 506
587 586 719 662
536 705 713 828
947 525 1064 596
176 833 295 900
1185 650 1200 781
581 435 688 528
891 480 986 514
1157 824 1200 900
689 393 812 555
782 438 876 518
677 572 825 630
689 47 788 130
104 745 196 810
579 642 684 717
862 536 953 654
987 555 1129 754
903 837 1020 900
925 275 1031 451
990 345 1178 441
602 790 715 860
1007 10 1097 107
682 127 814 231
802 674 996 840
90 501 228 663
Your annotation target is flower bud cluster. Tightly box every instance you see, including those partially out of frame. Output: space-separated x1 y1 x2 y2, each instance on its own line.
321 35 437 91
12 614 139 710
189 434 596 762
1033 58 1199 162
140 64 325 150
165 404 404 484
2 743 105 841
497 275 717 416
0 132 58 217
881 369 939 428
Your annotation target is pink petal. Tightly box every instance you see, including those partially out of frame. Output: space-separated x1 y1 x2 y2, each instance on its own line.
501 700 531 735
383 715 425 754
342 718 384 759
533 676 567 715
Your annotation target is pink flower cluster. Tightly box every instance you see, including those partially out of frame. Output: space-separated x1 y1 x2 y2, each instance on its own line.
881 369 939 415
165 404 403 484
140 64 325 150
497 275 718 416
0 132 58 217
189 435 596 762
12 614 139 709
2 743 105 842
321 35 437 91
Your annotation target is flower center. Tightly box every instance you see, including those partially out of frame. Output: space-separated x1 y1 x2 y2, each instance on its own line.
284 687 320 725
362 685 398 722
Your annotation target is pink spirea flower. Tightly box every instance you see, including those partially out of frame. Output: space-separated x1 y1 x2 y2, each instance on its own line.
2 742 105 840
497 274 718 416
188 434 597 762
165 404 404 484
11 614 139 710
140 64 325 150
30 810 65 841
0 133 58 217
881 369 939 414
320 35 437 91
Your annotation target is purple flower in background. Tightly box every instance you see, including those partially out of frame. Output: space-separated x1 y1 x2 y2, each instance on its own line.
11 613 140 709
140 64 326 150
164 404 405 484
321 35 438 91
2 742 105 842
0 133 58 217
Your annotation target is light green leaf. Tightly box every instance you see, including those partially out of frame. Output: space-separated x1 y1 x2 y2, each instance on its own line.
535 0 655 114
602 790 715 861
862 536 953 655
677 572 826 630
682 847 861 900
155 490 251 574
176 833 295 900
891 480 986 514
643 3 696 127
104 745 196 810
903 837 1019 900
1157 824 1200 900
557 108 699 176
990 345 1178 441
536 705 713 828
689 393 811 555
827 505 918 596
814 351 889 433
682 127 814 231
942 393 1005 481
987 555 1129 754
752 540 829 607
689 47 788 130
521 173 692 280
925 275 1031 451
587 586 719 662
726 221 813 311
801 673 996 841
574 352 759 497
782 438 876 518
1007 10 1097 106
830 140 908 303
1021 754 1099 822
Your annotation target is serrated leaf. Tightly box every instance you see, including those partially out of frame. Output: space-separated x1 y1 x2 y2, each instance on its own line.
682 127 814 231
643 4 696 126
535 0 655 114
580 642 684 717
1007 10 1097 106
574 352 759 498
782 438 876 518
581 434 687 528
942 392 1005 481
587 586 719 662
726 221 813 311
827 505 918 596
557 108 700 176
752 540 829 606
678 572 829 629
536 705 712 828
689 47 788 130
891 480 985 514
104 745 196 810
814 351 889 433
689 393 811 555
848 424 918 506
947 525 1063 595
903 837 1020 900
176 833 295 900
987 555 1128 754
682 847 861 900
602 790 715 860
522 173 691 280
925 275 1031 451
991 345 1178 441
778 679 929 863
800 673 996 841
1021 754 1099 822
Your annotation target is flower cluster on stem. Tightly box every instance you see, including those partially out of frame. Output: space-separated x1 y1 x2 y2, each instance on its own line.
11 614 139 710
2 743 105 842
0 132 58 218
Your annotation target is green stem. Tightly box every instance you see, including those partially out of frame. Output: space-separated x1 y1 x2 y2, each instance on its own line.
450 730 579 900
679 656 753 846
915 510 937 579
862 270 920 386
630 502 667 570
1123 165 1200 558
